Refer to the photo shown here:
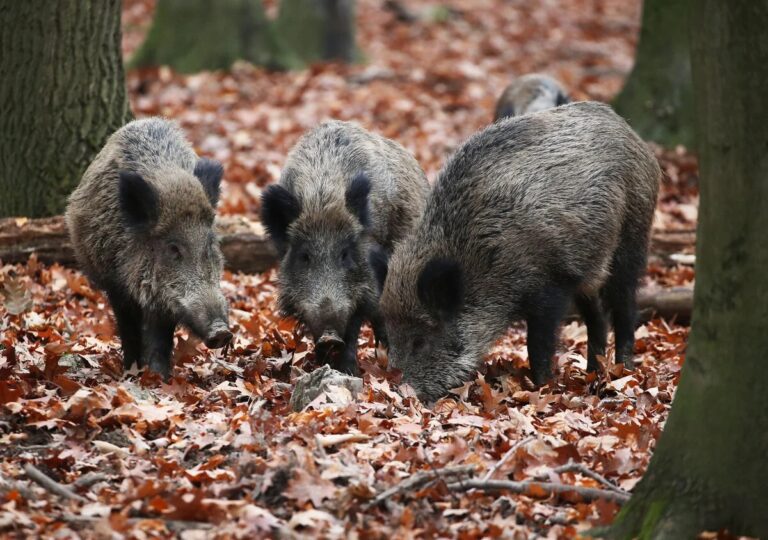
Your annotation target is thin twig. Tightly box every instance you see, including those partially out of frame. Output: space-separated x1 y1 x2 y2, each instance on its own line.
365 465 476 509
551 461 625 494
446 478 630 504
483 436 535 481
23 463 87 503
72 472 110 490
62 515 213 532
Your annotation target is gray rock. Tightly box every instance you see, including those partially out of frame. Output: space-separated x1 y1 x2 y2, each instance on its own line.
289 365 364 411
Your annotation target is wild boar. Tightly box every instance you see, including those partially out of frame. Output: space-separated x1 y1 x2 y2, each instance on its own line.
261 120 429 374
494 73 571 120
376 102 661 402
66 118 232 378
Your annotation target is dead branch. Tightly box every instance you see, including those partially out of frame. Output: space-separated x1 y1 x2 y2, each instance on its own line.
482 436 535 481
447 478 630 504
62 514 214 532
549 461 624 494
71 472 110 490
366 465 476 508
23 463 87 503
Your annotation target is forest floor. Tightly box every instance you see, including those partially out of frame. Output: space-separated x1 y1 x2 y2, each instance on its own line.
0 0 701 538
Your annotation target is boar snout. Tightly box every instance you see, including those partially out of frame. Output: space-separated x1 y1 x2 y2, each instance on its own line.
306 297 348 341
205 322 232 349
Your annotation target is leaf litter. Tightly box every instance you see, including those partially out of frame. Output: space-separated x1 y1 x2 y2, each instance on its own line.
0 0 703 537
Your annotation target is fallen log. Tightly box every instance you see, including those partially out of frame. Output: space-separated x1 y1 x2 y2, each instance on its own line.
0 216 696 275
0 215 696 321
636 286 693 323
0 215 277 275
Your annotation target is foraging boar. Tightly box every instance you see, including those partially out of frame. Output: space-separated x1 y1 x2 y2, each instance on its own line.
66 118 232 378
261 120 429 374
377 102 661 402
494 73 570 120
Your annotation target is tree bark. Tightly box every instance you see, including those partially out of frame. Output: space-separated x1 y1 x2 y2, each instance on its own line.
613 0 694 148
0 1 131 218
275 0 357 66
130 0 293 73
607 2 768 538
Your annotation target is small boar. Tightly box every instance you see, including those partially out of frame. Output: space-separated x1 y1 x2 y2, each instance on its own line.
66 118 232 378
377 102 661 402
494 73 570 120
261 120 429 374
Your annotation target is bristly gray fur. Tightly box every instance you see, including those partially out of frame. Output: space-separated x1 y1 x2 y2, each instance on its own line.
381 101 661 402
267 120 429 374
65 117 230 375
494 73 571 120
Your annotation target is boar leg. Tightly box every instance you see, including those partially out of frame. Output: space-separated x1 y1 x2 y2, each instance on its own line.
338 314 364 376
142 311 177 379
602 243 644 369
574 294 607 372
105 286 143 370
526 286 570 386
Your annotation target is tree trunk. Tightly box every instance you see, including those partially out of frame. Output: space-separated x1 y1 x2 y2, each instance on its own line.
274 0 358 66
0 1 131 218
607 2 768 538
613 0 694 148
130 0 294 72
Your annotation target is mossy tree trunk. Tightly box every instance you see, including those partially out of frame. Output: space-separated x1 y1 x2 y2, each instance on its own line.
613 0 694 147
0 1 131 218
607 2 768 539
130 0 292 72
275 0 357 66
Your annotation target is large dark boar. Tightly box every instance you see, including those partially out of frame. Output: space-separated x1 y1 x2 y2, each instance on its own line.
494 73 570 121
66 118 232 378
377 102 661 402
261 120 429 374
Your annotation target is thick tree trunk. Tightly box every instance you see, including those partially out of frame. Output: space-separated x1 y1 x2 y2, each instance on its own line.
130 0 293 72
613 0 694 148
275 0 357 66
608 2 768 538
0 1 131 218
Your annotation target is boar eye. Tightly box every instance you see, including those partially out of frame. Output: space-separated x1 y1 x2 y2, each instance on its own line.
340 247 353 266
168 243 183 261
300 251 311 264
412 336 426 354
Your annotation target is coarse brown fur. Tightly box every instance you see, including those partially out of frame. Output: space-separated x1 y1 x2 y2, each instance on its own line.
380 102 661 402
262 120 429 374
494 73 571 120
66 118 231 377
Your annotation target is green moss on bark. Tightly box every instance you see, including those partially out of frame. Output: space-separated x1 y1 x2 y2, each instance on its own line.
130 0 294 72
0 1 131 218
613 0 694 147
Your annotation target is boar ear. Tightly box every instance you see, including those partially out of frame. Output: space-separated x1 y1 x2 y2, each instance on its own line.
495 105 515 120
417 258 464 320
119 171 158 229
261 185 301 254
345 173 371 227
556 91 570 106
194 158 224 206
368 244 389 293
